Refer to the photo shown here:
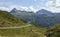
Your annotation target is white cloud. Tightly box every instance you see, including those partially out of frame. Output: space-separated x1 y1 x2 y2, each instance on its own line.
56 0 60 6
45 1 54 7
1 0 60 13
0 5 38 12
29 6 36 12
20 7 29 11
44 0 60 12
20 6 38 12
0 7 10 11
10 5 38 12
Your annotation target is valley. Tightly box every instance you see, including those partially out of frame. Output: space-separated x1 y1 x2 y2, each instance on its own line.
0 9 60 37
0 10 47 37
0 0 60 37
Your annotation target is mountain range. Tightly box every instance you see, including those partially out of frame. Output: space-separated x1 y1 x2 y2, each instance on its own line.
0 9 60 37
10 8 60 26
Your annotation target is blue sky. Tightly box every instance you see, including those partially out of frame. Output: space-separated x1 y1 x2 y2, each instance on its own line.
0 0 60 12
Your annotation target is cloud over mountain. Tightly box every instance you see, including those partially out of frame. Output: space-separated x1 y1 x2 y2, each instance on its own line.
44 0 60 12
0 0 60 13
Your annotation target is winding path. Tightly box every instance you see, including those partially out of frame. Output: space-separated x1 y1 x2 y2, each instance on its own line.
0 24 31 29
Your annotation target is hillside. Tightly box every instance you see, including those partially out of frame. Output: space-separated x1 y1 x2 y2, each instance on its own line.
46 23 60 37
0 24 47 37
0 10 27 27
0 10 47 37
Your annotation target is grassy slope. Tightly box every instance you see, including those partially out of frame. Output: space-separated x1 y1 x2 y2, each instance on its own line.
46 23 60 37
0 10 27 27
0 25 47 37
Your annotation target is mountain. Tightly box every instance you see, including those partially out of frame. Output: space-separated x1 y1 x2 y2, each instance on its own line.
0 10 27 27
10 8 60 27
10 8 35 22
36 9 52 14
10 8 17 13
0 9 60 37
10 8 34 15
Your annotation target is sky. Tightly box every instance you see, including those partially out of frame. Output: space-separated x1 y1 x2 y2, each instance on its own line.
0 0 60 12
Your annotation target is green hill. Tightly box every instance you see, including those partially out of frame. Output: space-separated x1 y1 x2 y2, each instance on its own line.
0 10 47 37
0 10 27 27
46 23 60 37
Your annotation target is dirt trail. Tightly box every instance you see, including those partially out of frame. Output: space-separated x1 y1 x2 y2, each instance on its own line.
0 24 31 29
